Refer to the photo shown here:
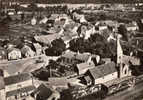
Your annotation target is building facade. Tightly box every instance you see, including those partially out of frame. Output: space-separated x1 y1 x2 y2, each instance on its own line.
4 73 35 100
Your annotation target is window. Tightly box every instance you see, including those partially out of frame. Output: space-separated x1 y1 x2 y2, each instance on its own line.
15 95 17 99
125 69 127 74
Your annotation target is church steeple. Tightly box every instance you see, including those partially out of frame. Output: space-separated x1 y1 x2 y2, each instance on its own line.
117 35 131 78
117 35 123 65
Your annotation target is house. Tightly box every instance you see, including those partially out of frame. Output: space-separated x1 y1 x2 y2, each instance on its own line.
120 55 141 76
102 58 111 64
7 48 21 60
75 53 93 63
34 34 60 45
77 24 87 37
99 25 108 31
61 28 78 48
59 50 78 64
39 16 48 24
0 76 5 100
21 45 35 58
76 62 95 75
126 24 138 31
96 22 108 31
4 73 35 100
79 15 87 23
4 43 15 49
33 43 43 55
85 62 117 85
60 51 98 65
31 17 37 25
122 55 141 66
32 83 60 100
0 47 7 61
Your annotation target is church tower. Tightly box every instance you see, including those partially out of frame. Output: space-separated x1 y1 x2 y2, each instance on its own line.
117 35 130 78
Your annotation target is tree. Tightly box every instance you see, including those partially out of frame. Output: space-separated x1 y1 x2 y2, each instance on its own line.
69 37 86 53
45 38 66 56
118 24 128 41
88 34 106 43
137 19 143 32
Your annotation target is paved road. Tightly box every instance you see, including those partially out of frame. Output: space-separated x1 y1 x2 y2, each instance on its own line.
104 82 143 100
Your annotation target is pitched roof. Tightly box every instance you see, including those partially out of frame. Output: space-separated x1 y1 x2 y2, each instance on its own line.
75 53 91 62
76 62 95 75
7 48 21 54
61 52 92 62
4 73 32 86
61 51 76 59
88 62 117 79
54 20 65 27
61 30 78 42
48 77 68 87
21 45 34 54
35 83 53 98
84 75 92 83
35 83 60 100
34 34 60 45
6 85 35 97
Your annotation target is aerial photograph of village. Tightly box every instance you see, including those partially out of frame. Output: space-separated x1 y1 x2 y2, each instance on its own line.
0 0 143 100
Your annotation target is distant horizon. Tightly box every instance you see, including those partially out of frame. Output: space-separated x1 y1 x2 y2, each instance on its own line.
15 0 143 4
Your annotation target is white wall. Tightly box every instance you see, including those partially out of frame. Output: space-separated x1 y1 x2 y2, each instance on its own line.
95 72 118 84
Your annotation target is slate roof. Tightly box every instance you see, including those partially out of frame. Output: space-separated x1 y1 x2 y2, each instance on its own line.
4 73 32 86
88 62 117 79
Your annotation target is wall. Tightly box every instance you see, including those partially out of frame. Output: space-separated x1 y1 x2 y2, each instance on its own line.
0 89 6 100
94 72 118 84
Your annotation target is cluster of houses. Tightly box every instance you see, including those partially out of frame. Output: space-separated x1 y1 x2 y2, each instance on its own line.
0 4 143 100
0 42 43 61
0 70 62 100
